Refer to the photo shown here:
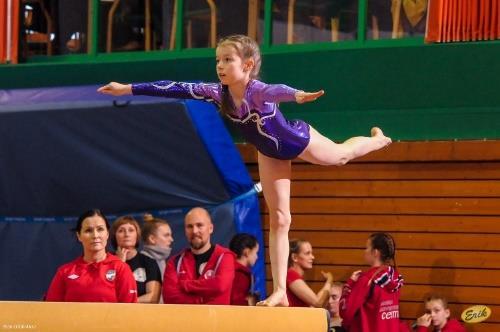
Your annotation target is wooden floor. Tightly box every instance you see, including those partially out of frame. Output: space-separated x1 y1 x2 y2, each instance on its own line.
238 140 500 331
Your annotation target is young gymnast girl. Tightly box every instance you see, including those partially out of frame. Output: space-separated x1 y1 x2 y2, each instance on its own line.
98 34 392 307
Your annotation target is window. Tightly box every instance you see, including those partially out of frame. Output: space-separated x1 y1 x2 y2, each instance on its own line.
272 0 358 44
183 0 265 49
100 0 165 52
21 0 89 57
367 0 428 40
12 0 430 63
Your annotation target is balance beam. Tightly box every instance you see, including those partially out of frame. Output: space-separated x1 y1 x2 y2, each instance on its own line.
0 301 329 332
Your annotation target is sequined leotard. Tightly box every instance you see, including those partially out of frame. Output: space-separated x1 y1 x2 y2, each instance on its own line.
132 79 311 160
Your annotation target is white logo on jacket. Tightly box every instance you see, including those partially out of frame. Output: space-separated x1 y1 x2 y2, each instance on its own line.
204 269 216 279
380 301 400 320
381 311 399 320
67 274 79 280
105 269 116 281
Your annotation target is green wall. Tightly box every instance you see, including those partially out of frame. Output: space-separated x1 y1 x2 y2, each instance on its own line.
1 42 499 141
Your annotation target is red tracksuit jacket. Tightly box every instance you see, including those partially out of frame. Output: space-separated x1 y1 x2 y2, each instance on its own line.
416 319 466 332
340 265 404 332
45 253 137 302
231 261 252 305
163 244 235 304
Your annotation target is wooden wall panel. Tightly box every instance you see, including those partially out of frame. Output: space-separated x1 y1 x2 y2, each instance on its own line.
239 140 500 330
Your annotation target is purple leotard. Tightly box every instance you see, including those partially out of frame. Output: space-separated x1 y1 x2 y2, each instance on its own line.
132 79 310 160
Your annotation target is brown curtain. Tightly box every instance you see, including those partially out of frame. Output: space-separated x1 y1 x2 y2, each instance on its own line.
426 0 500 42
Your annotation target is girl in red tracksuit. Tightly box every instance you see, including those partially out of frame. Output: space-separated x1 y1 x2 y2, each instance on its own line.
229 233 260 305
340 233 404 332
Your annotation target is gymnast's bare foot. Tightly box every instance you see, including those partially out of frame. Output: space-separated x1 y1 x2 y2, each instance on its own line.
371 127 392 147
256 289 289 307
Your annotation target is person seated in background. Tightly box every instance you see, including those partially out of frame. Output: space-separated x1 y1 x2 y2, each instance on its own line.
286 239 333 308
140 213 174 302
368 0 394 39
108 0 143 51
368 0 427 39
415 295 466 332
309 0 358 42
229 233 260 305
400 0 428 36
57 0 88 53
110 215 162 303
45 209 137 302
328 282 346 331
162 207 235 304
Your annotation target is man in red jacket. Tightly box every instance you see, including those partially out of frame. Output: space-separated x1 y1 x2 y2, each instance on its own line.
162 207 235 304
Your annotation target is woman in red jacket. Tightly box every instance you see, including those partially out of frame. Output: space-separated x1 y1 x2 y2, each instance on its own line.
340 233 404 332
45 209 137 302
229 233 260 305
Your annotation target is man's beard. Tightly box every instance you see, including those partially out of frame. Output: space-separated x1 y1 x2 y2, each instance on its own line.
190 238 206 250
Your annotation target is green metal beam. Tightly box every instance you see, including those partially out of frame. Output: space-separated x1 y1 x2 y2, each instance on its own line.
262 0 273 48
358 0 367 43
88 0 100 56
175 0 184 51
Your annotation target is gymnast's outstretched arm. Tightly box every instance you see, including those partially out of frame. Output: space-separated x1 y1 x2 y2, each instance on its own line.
98 81 221 104
252 81 324 105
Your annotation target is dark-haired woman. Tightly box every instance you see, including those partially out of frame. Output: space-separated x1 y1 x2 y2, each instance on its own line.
229 233 259 305
45 209 137 302
340 233 404 332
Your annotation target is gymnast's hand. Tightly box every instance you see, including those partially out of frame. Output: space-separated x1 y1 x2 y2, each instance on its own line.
97 82 132 96
295 90 324 104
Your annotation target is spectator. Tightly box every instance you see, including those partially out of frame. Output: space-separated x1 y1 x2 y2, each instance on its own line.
400 0 427 36
340 232 404 332
415 295 466 332
45 209 137 302
140 213 174 278
108 0 165 51
368 0 394 39
328 282 345 331
162 207 235 304
57 0 88 53
229 233 260 305
286 239 333 308
110 215 162 303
